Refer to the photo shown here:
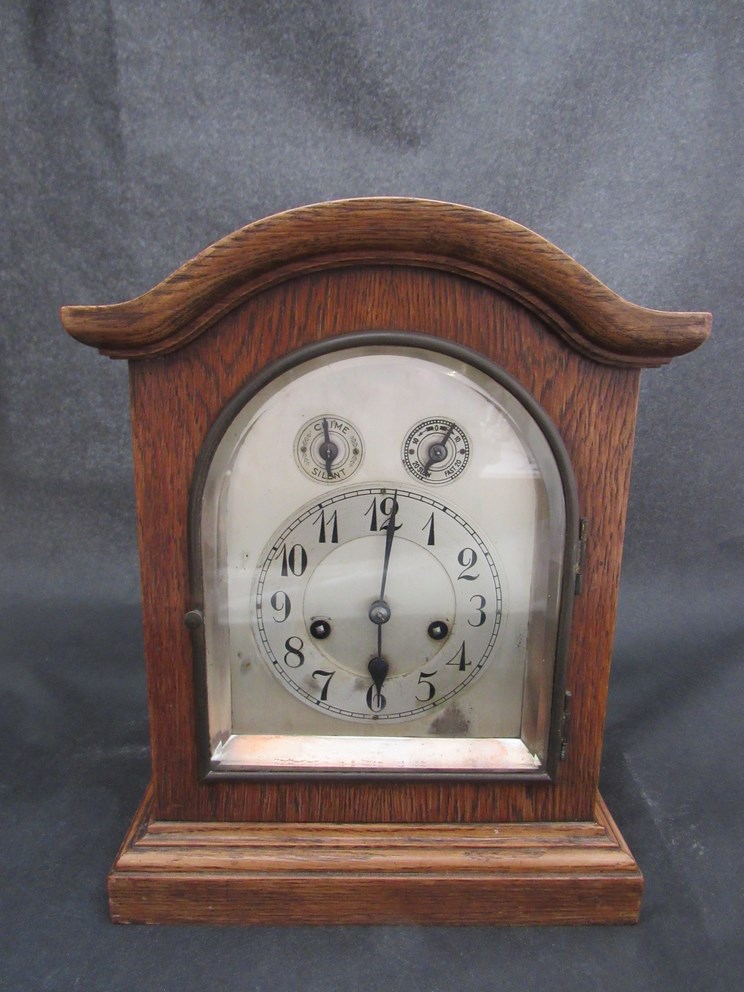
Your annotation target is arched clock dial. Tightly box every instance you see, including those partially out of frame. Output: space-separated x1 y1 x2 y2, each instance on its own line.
197 336 573 771
254 487 502 722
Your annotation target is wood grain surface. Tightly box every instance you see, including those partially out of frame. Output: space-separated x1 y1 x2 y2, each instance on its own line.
60 200 711 923
60 198 711 367
127 265 638 825
108 787 642 925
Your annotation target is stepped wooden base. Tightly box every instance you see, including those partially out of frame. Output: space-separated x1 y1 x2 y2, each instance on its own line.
108 786 642 925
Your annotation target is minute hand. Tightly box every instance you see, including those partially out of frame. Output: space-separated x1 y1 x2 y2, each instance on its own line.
379 493 400 601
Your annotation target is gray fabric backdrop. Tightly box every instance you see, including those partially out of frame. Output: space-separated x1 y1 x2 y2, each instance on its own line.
2 2 742 989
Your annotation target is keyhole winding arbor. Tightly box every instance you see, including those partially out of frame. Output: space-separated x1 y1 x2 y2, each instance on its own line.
62 198 709 925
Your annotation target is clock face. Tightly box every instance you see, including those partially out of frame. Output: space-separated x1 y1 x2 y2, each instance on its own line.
195 335 575 777
254 486 503 722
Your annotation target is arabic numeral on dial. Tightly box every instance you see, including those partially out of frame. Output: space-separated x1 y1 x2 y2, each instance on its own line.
311 669 335 701
270 590 291 622
446 641 471 672
312 508 339 544
457 547 480 581
283 636 305 668
364 496 400 532
468 594 487 627
415 670 437 702
280 543 307 576
422 512 436 546
366 685 386 712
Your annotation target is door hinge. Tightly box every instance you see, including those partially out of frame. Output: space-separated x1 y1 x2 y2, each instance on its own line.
559 690 572 761
574 518 589 595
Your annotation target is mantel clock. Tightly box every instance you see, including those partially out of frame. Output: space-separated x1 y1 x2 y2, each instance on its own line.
62 198 709 924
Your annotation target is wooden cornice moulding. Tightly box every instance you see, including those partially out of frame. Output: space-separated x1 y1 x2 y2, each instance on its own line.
60 197 711 367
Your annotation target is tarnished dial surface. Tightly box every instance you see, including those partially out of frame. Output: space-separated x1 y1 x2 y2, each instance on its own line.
294 414 364 483
254 486 503 722
402 418 470 484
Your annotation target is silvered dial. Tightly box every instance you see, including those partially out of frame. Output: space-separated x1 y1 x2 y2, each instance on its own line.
254 485 503 722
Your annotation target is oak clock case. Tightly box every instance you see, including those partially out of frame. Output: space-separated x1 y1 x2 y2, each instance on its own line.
190 334 577 779
60 197 710 926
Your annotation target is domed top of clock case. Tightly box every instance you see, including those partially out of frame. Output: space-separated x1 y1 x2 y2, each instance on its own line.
60 197 710 366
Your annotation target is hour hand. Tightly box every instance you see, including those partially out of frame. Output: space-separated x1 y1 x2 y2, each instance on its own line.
368 655 389 693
